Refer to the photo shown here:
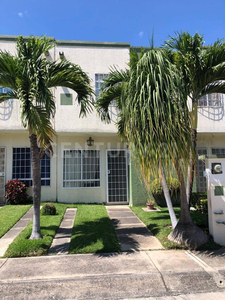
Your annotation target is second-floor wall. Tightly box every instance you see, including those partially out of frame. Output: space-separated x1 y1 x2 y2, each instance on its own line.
0 37 130 133
0 36 225 134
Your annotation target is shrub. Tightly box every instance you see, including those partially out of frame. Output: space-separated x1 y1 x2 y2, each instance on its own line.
42 203 56 215
190 192 207 208
150 177 180 207
191 193 208 215
5 179 28 205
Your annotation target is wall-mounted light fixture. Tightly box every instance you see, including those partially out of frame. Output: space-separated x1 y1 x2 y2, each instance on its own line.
59 51 64 59
87 137 94 147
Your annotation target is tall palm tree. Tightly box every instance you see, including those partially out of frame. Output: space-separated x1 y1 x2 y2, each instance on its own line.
97 49 178 228
165 32 225 203
125 49 207 248
0 36 93 239
98 48 208 248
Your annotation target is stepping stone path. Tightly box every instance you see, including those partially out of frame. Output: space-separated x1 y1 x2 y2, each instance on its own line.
0 206 34 257
48 208 77 255
106 206 164 251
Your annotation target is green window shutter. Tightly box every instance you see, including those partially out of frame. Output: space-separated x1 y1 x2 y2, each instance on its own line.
214 186 224 196
60 93 73 105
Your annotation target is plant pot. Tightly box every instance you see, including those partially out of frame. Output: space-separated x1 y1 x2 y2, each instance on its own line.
147 203 154 210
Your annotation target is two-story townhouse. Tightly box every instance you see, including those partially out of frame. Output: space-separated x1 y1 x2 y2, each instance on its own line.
0 36 130 205
0 36 224 206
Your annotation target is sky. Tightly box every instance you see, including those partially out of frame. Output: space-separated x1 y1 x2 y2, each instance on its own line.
0 0 224 47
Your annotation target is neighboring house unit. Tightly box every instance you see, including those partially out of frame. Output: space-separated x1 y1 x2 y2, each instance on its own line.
0 36 224 205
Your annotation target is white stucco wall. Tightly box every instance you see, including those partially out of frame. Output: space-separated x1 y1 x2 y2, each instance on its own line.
0 39 129 134
0 132 127 203
197 134 225 153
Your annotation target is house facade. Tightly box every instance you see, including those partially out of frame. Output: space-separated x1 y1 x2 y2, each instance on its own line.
0 36 224 205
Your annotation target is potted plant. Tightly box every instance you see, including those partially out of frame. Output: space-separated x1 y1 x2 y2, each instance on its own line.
146 199 155 210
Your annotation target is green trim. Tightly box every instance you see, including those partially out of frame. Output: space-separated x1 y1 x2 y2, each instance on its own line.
56 40 130 48
214 186 224 196
0 35 54 42
60 93 73 105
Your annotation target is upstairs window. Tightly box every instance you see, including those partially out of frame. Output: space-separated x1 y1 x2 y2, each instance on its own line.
60 93 73 105
12 148 51 186
95 74 108 100
198 93 223 108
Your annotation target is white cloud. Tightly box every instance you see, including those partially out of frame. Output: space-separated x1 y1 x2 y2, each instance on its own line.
18 12 23 18
139 31 144 38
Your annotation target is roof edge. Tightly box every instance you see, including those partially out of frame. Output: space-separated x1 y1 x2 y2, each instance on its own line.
0 35 130 48
56 40 130 48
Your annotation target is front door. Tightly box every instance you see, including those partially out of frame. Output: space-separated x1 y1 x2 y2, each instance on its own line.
107 150 128 203
0 147 6 205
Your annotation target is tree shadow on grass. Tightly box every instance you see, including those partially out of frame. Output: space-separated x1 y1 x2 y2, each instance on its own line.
69 217 121 255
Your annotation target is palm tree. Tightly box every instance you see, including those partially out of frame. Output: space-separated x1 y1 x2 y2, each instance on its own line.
0 36 93 239
98 48 208 248
97 49 178 229
126 49 208 248
165 32 225 203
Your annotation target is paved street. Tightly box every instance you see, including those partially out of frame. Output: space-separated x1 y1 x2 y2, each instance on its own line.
0 249 225 299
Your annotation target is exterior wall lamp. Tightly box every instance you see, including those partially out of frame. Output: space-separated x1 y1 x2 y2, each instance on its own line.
87 137 94 147
59 51 64 59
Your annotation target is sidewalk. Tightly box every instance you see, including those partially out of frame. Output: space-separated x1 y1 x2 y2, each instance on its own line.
0 206 34 257
0 249 225 299
106 206 164 251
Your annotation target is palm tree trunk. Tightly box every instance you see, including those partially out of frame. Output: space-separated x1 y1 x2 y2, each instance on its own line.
186 129 197 205
168 159 208 249
159 163 178 228
186 102 198 205
29 134 42 239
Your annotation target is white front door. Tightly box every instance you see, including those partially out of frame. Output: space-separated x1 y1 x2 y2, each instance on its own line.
0 147 6 205
107 150 128 203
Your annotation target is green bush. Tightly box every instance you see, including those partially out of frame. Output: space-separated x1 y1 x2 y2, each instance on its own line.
42 203 56 215
190 192 207 208
150 178 180 207
191 193 208 215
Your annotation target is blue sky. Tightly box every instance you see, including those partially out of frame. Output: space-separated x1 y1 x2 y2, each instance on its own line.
1 0 224 47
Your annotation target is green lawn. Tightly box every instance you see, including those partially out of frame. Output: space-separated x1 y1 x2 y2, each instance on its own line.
4 204 120 257
4 203 68 257
0 205 32 238
69 205 120 254
130 206 221 250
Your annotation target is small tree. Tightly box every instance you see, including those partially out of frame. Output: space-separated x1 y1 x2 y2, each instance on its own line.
0 36 93 239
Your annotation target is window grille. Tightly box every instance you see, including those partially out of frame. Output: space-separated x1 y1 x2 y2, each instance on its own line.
63 150 100 188
12 148 50 186
196 148 207 192
198 94 223 108
95 74 108 100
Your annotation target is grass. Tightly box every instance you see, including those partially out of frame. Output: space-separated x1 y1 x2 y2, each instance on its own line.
4 204 120 257
130 206 221 251
4 203 68 257
0 204 32 238
69 205 120 254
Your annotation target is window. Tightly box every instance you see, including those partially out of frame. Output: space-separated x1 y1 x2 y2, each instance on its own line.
212 148 225 156
196 148 207 192
60 93 73 105
95 74 108 100
198 93 223 108
63 150 100 188
12 148 50 186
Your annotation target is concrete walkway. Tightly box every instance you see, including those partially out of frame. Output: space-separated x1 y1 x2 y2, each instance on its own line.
0 249 225 299
106 206 164 251
48 208 77 255
0 206 34 257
